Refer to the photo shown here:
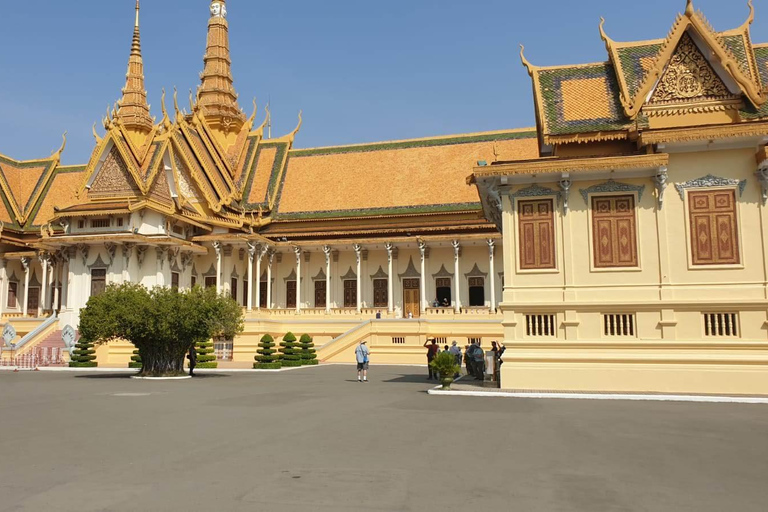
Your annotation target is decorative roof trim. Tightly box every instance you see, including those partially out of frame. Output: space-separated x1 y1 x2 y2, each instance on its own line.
675 174 748 201
579 180 646 204
470 153 668 182
398 257 421 279
369 266 388 280
639 123 768 145
312 268 326 281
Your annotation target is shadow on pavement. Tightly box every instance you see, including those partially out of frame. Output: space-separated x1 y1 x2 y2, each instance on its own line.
382 373 433 384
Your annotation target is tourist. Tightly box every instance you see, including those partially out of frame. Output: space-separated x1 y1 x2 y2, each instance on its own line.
424 338 439 380
472 341 486 381
355 340 370 382
187 344 197 377
432 298 440 307
443 344 450 353
463 344 471 376
442 297 450 307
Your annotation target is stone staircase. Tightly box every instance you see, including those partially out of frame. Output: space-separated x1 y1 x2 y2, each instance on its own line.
31 330 70 366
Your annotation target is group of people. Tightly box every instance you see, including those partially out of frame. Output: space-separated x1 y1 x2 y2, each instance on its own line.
423 338 505 381
431 297 451 308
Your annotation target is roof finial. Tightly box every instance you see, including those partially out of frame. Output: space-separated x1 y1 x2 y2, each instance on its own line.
248 98 258 124
115 0 153 133
685 0 694 17
51 131 67 160
520 45 536 77
744 0 755 27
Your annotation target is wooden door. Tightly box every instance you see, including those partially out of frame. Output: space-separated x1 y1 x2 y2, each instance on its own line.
343 280 356 308
286 281 297 309
231 278 238 302
90 269 107 297
373 279 387 308
315 280 326 308
205 276 216 289
403 278 420 318
260 282 268 308
27 287 40 312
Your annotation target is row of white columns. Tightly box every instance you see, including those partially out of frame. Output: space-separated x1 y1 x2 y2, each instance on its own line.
214 239 499 314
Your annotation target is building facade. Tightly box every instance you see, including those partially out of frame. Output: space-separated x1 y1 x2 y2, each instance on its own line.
470 0 768 394
3 1 768 395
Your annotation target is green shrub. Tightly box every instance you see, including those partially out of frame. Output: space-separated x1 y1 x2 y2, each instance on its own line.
69 338 97 368
429 351 460 379
129 348 142 369
194 339 217 369
279 332 302 367
254 334 282 369
298 334 317 365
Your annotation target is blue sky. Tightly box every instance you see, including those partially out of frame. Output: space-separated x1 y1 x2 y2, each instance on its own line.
0 0 763 165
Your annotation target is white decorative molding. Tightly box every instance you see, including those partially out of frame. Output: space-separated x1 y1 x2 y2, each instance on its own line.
370 266 388 280
559 175 572 214
654 167 668 210
398 257 420 279
431 264 454 279
580 180 646 205
756 168 768 206
674 174 747 201
510 183 559 206
464 263 488 279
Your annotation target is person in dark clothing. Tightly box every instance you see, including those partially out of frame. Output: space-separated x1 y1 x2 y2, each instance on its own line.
187 345 197 376
424 338 439 380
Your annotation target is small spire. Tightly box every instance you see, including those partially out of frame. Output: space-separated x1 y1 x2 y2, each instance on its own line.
197 0 246 132
116 0 153 133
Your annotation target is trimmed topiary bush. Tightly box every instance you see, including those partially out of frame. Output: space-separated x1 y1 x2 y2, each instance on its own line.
195 339 218 369
129 348 142 369
254 334 281 369
279 332 302 367
299 334 318 366
69 338 97 368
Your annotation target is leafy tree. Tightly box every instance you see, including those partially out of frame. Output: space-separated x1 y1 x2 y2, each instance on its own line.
69 338 97 368
279 332 302 367
298 333 318 366
78 283 244 377
129 349 142 369
254 334 281 369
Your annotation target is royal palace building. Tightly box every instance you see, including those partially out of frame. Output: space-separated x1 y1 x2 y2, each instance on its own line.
3 1 768 394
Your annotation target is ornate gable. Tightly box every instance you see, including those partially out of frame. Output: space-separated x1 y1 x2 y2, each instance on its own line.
648 32 733 106
90 146 141 196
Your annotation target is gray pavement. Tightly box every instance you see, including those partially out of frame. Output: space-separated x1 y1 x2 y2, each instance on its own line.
0 365 767 512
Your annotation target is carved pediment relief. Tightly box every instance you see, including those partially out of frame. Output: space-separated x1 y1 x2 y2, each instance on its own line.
91 146 140 196
648 32 733 106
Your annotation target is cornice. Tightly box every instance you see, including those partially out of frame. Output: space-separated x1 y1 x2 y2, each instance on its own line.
638 122 768 145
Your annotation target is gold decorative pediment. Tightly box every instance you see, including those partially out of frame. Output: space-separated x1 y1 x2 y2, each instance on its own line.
649 32 732 104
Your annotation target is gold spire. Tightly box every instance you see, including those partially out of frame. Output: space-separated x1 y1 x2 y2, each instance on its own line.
116 0 153 133
197 0 246 132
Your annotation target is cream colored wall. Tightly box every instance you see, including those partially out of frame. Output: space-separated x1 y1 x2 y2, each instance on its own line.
497 146 768 394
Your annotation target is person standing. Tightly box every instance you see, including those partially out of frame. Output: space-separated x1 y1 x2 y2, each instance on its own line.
424 338 439 380
472 341 486 381
187 344 197 377
355 340 370 382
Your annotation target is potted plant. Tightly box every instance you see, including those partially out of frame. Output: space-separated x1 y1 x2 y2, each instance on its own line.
429 351 460 390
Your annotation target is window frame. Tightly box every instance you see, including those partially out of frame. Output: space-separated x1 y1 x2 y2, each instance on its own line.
684 187 744 270
90 268 107 298
586 192 642 273
7 281 18 309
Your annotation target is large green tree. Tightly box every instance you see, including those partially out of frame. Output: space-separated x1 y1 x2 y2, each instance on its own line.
79 283 243 377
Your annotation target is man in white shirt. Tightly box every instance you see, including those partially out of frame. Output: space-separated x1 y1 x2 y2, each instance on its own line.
355 340 370 382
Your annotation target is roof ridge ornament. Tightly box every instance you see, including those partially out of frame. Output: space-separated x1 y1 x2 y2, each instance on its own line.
519 45 536 77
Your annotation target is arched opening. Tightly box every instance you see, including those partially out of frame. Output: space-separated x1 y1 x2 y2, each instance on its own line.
468 277 485 307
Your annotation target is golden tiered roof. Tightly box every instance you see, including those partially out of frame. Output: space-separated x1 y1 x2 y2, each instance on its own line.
521 0 768 146
115 1 153 135
196 0 246 134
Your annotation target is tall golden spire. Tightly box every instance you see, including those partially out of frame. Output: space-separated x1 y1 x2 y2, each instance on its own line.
197 0 246 132
116 0 153 133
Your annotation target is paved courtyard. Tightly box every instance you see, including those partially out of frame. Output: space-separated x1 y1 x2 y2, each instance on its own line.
0 365 767 512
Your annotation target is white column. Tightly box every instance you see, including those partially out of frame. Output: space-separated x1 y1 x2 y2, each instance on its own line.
488 239 496 313
122 244 133 283
386 243 394 313
266 251 273 309
323 245 331 314
39 254 48 316
213 242 222 294
62 254 70 310
53 259 61 312
294 246 302 313
247 243 256 312
21 257 30 317
255 245 264 310
354 244 362 313
452 240 461 313
0 258 6 318
419 241 427 314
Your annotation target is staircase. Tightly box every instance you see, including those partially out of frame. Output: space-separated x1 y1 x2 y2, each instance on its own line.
316 321 374 362
34 330 68 366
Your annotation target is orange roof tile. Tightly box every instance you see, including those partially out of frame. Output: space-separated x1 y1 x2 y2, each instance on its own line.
31 167 87 226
